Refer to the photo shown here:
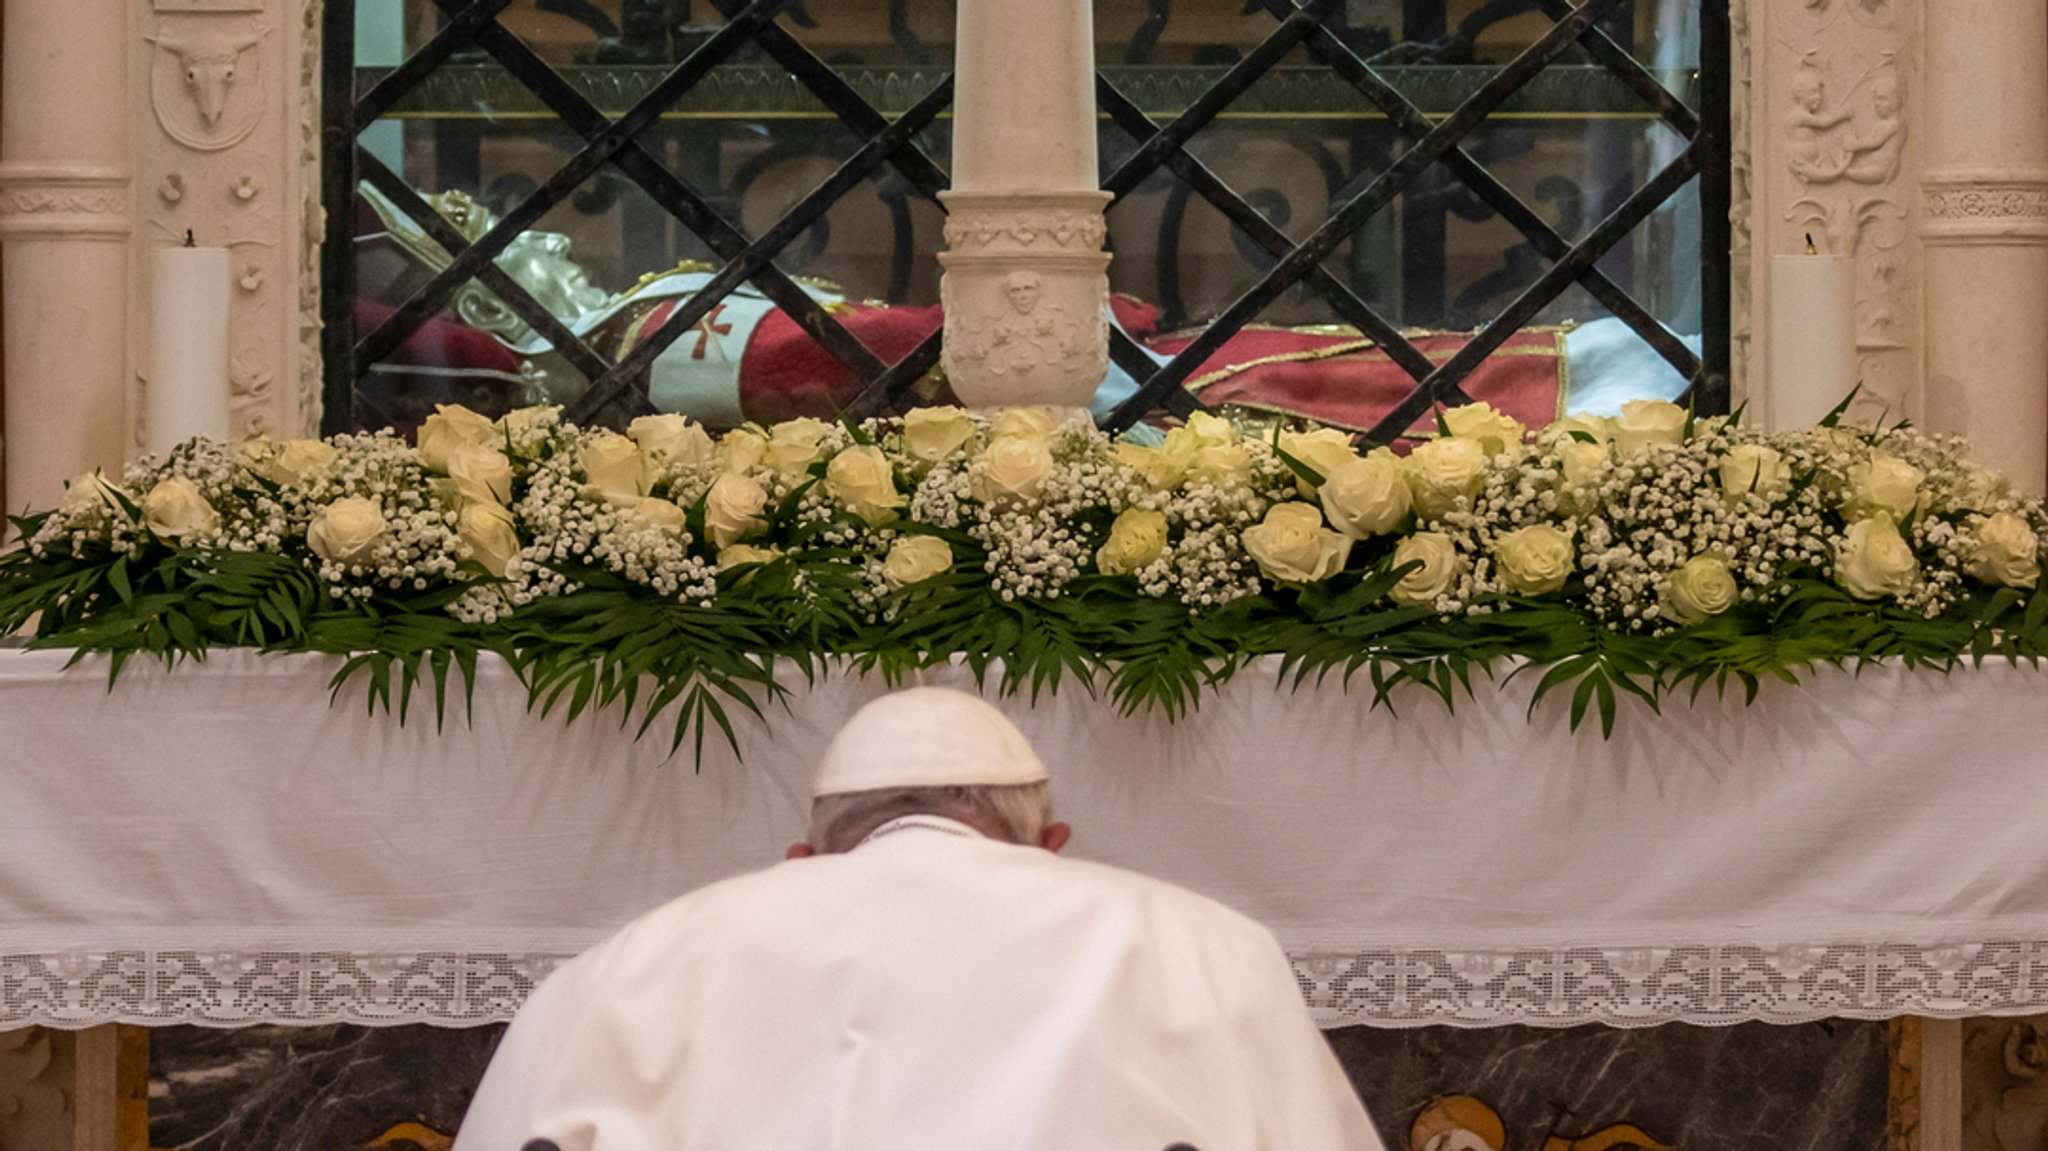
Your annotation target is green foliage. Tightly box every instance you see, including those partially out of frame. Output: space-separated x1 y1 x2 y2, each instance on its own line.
6 521 2047 762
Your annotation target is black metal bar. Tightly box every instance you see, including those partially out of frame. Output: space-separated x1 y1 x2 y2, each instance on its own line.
352 0 515 129
1106 0 1629 431
1100 0 1345 199
320 0 359 435
451 4 896 403
1253 0 1701 381
842 330 945 420
355 148 619 385
1362 145 1703 443
1097 79 1444 386
355 0 787 371
705 0 952 202
568 78 955 422
1529 0 1698 138
1694 0 1732 414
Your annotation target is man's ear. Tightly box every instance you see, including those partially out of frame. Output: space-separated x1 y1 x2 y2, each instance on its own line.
1037 822 1072 854
785 843 816 860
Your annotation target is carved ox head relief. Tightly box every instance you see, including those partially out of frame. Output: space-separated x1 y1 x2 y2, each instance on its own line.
151 34 263 126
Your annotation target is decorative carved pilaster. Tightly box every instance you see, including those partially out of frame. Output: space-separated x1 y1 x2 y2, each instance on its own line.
939 190 1112 408
1752 0 1919 426
1921 172 2048 244
134 0 305 445
0 166 133 240
0 1027 74 1151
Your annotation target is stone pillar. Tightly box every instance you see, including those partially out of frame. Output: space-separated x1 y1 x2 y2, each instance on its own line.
1918 0 2048 492
938 0 1111 410
1735 0 1921 437
0 0 132 515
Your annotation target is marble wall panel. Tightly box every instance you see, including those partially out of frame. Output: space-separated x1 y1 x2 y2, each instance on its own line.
149 1019 1892 1151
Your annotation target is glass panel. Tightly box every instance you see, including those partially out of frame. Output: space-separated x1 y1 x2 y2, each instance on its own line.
333 0 1713 435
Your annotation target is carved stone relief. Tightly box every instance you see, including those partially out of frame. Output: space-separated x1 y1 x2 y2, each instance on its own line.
147 20 271 152
136 0 301 446
0 1027 74 1151
1756 0 1920 422
1962 1017 2048 1151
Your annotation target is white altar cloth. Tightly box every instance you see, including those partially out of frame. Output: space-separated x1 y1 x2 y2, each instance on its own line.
3 647 2047 1030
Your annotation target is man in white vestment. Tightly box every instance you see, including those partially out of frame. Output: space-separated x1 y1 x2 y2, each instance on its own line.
453 687 1382 1151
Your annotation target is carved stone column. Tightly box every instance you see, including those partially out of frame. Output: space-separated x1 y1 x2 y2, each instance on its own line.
0 0 132 514
131 0 319 450
1736 0 1921 434
1918 0 2048 492
938 0 1111 410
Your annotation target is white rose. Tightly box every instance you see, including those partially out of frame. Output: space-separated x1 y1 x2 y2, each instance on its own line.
1556 439 1612 493
1442 402 1526 456
240 437 337 486
1835 514 1919 600
1277 428 1359 495
1242 502 1351 584
61 470 125 514
703 472 769 548
717 544 783 572
883 535 954 589
1188 443 1253 489
307 496 389 566
1096 509 1169 576
495 406 559 454
628 414 715 470
718 427 770 474
1612 399 1687 456
824 445 904 526
1318 455 1411 539
1843 451 1925 522
1493 523 1575 596
1539 414 1614 447
1720 444 1788 501
579 431 651 499
1181 411 1239 448
1952 465 2010 514
1664 555 1738 624
1387 532 1464 608
446 443 515 507
903 406 976 463
457 502 521 577
1116 441 1192 492
971 437 1056 506
627 497 689 534
766 418 831 476
991 406 1057 444
142 477 218 540
1967 512 2041 588
416 404 497 473
1403 437 1489 520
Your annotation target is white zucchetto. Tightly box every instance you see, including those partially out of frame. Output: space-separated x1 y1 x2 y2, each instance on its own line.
812 686 1049 796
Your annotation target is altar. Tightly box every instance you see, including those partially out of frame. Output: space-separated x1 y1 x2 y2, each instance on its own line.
8 649 2048 1034
4 0 2048 1144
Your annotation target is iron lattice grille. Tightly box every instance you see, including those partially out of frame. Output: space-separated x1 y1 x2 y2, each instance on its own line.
319 1 1730 439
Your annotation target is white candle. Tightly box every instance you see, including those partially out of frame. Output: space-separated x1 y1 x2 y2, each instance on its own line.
1767 250 1857 430
950 0 1097 191
148 240 232 456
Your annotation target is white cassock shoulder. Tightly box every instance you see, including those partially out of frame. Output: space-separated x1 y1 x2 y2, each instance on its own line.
453 840 1385 1151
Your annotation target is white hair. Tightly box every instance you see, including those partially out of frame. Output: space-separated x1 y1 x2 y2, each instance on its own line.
807 782 1052 854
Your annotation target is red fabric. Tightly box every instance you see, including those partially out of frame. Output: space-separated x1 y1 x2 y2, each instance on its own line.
353 300 528 438
1146 328 1566 438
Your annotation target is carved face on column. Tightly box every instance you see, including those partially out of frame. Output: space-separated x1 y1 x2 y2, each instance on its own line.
1870 76 1901 119
1004 271 1043 315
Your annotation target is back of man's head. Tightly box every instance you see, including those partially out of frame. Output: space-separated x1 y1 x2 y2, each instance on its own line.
797 688 1065 856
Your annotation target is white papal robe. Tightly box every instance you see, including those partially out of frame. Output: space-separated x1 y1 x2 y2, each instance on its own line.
453 817 1382 1151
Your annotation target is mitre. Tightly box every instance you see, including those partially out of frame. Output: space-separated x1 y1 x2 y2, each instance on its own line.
813 687 1048 797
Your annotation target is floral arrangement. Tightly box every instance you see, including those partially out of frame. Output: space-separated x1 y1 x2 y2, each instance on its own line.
4 397 2045 755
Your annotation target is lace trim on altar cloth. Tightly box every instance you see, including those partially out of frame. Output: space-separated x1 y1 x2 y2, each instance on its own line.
8 943 2048 1030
